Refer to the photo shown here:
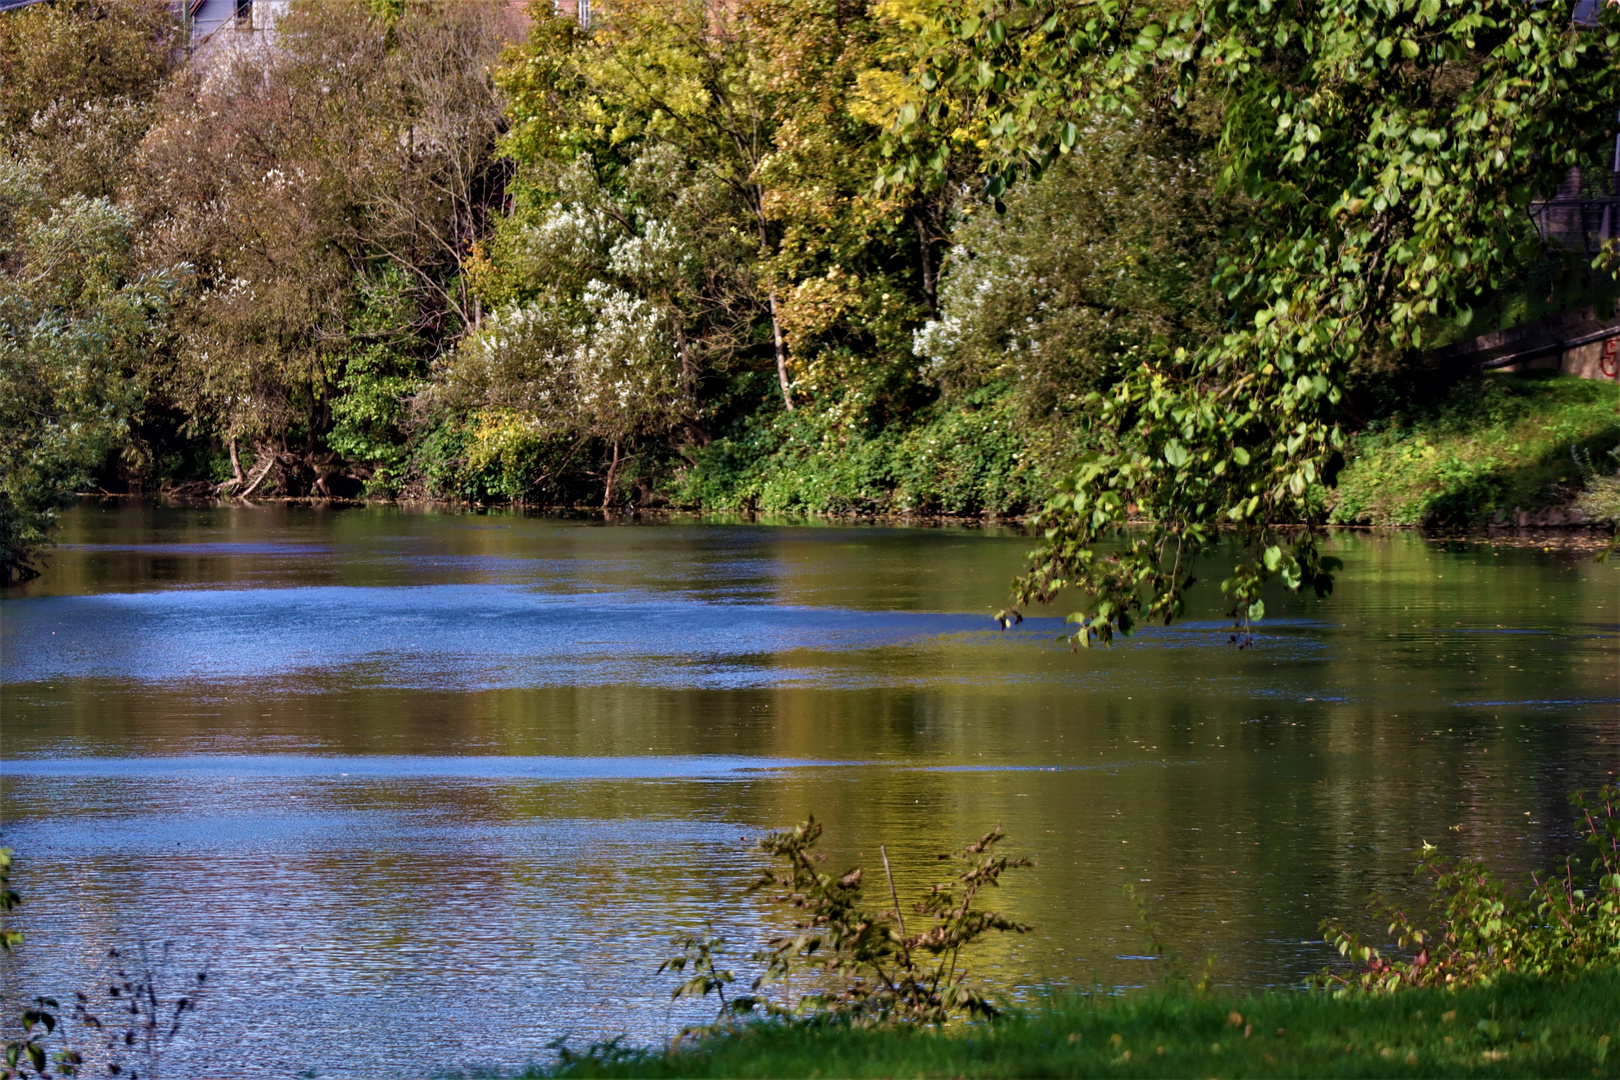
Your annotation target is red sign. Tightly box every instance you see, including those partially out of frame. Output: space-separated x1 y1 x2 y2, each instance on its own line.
1603 335 1620 379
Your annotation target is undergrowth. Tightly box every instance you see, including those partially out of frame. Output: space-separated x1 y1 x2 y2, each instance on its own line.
666 389 1045 516
1319 785 1620 992
1331 374 1620 526
1574 446 1620 528
658 819 1032 1027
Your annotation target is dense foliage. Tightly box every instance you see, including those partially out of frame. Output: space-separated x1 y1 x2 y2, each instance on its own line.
0 0 1615 600
0 0 180 580
134 0 517 497
429 0 969 507
905 0 1620 639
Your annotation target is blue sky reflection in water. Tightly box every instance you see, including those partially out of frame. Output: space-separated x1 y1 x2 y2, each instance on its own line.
0 502 1616 1077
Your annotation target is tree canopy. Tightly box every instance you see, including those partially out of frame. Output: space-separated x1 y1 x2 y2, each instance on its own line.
897 0 1620 640
0 0 1614 596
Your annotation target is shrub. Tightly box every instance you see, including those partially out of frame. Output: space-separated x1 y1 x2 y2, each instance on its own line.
1317 785 1620 993
659 819 1032 1029
1573 446 1620 529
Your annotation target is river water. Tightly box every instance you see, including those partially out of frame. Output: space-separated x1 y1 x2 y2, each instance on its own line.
1 502 1615 1076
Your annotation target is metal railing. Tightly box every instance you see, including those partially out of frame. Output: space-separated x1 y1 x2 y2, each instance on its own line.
1531 194 1620 254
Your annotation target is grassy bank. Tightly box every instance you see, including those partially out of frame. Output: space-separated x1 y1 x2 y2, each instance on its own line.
668 371 1620 527
537 967 1620 1078
1331 374 1620 527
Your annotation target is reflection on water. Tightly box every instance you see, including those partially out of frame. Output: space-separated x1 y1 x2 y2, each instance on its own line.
1 502 1616 1077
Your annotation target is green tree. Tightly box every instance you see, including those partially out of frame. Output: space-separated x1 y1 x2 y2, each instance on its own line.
435 142 759 504
916 112 1228 441
515 0 800 410
0 165 178 581
455 0 964 504
326 271 429 496
749 0 966 439
905 0 1620 642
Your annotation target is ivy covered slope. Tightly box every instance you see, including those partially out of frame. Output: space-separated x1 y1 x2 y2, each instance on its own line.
898 0 1619 640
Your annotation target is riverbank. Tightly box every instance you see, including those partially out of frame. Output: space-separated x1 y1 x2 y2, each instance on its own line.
116 374 1620 535
536 968 1620 1078
1330 374 1620 528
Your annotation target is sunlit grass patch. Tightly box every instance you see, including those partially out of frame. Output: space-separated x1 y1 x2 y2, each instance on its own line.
535 966 1620 1078
1331 375 1620 527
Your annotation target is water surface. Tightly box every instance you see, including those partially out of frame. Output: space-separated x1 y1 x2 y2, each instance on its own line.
1 503 1615 1076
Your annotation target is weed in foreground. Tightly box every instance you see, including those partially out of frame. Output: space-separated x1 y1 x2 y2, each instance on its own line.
1 850 208 1080
1317 783 1620 992
659 819 1032 1030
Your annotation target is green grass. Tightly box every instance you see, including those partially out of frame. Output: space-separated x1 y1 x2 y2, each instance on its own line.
533 967 1620 1078
1331 374 1620 527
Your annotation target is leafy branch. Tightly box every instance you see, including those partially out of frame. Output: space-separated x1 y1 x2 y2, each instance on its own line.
902 0 1619 644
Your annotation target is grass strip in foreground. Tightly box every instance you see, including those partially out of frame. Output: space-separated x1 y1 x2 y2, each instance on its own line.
541 966 1620 1078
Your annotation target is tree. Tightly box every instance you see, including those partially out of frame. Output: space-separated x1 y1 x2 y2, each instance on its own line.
0 164 178 581
134 0 517 495
916 112 1228 433
452 0 970 505
750 0 969 436
432 142 759 504
552 0 801 410
903 0 1620 642
0 0 178 200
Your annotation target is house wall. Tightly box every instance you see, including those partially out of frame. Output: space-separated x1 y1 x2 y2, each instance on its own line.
187 0 242 39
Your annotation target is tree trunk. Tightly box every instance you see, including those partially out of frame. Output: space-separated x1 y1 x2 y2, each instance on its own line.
916 213 939 319
767 288 793 411
602 439 620 509
237 445 280 499
753 198 794 412
672 312 697 390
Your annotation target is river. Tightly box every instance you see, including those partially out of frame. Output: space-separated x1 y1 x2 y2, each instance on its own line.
1 501 1615 1076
